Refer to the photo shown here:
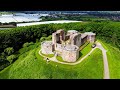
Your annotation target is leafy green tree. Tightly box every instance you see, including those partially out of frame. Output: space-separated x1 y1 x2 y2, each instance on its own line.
7 55 17 64
23 42 34 47
1 52 6 59
36 39 39 43
111 33 117 46
23 42 30 47
4 47 14 56
46 35 52 40
42 33 47 37
40 37 46 42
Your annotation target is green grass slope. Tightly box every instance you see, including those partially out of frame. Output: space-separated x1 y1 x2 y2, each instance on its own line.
0 43 103 79
98 40 120 79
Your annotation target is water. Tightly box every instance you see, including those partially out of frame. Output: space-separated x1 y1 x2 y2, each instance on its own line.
17 20 82 27
0 13 41 23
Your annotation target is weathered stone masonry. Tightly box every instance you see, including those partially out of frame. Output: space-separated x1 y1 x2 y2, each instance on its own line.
41 29 96 62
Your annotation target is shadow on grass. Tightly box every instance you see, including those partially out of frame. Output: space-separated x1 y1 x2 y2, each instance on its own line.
79 52 83 57
0 64 12 79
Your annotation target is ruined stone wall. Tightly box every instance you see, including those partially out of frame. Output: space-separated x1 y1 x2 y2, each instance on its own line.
59 30 65 41
65 35 70 41
41 41 54 54
81 36 88 45
62 50 79 62
41 30 96 63
87 35 95 43
52 33 56 44
52 29 65 44
84 32 96 43
70 33 81 47
55 43 63 55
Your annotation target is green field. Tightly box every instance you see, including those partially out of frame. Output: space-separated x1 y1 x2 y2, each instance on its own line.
56 56 64 62
98 40 120 79
40 51 54 58
79 43 92 59
0 43 103 79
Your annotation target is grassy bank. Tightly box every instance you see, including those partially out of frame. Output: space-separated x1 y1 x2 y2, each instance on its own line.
98 40 120 79
0 42 103 79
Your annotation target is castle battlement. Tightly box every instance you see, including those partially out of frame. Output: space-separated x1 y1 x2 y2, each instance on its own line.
41 29 96 62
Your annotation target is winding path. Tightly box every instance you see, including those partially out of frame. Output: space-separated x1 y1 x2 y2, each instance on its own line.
96 42 110 79
39 41 110 79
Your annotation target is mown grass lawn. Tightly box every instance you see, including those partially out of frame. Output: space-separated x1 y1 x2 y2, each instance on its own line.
78 43 92 60
56 56 64 62
0 42 103 79
98 40 120 79
40 51 54 58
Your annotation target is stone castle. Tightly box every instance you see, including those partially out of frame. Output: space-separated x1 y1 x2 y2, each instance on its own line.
41 29 96 62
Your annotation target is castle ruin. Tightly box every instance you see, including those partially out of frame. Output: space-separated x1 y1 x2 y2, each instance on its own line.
41 29 96 62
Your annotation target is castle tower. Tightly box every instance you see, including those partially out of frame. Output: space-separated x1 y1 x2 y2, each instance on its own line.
62 45 79 62
70 33 81 47
84 32 96 43
52 29 65 50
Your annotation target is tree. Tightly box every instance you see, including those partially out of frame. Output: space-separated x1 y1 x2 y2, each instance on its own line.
111 33 117 46
7 55 17 64
40 37 46 42
23 42 29 47
23 42 34 47
42 33 47 37
4 47 14 56
46 35 52 40
36 39 39 43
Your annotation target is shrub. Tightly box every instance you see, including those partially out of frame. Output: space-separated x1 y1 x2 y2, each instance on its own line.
40 37 47 42
7 55 17 64
23 42 34 47
23 42 29 47
46 35 52 40
4 47 14 56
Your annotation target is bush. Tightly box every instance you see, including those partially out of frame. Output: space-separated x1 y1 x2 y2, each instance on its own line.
4 47 14 56
36 39 39 43
23 42 34 47
46 35 52 40
23 42 29 47
7 55 17 64
40 37 47 42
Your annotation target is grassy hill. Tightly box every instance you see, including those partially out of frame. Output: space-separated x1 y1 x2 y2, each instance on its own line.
1 40 120 79
0 42 103 79
98 40 120 79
